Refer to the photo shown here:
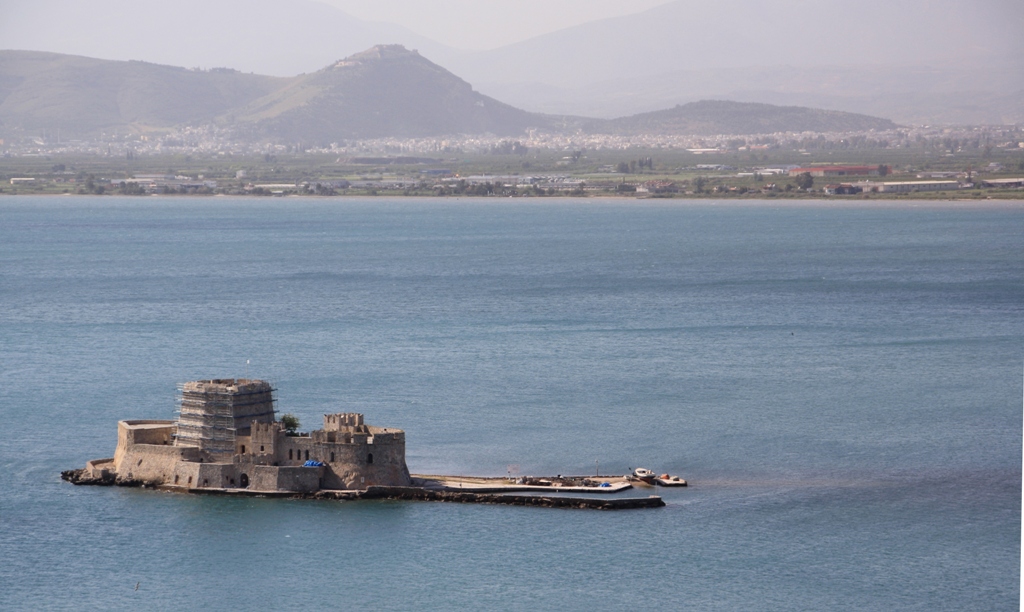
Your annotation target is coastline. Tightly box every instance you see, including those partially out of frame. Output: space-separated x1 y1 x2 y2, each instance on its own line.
2 193 1023 209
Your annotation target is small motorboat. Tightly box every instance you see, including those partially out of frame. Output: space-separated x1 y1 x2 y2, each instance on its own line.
632 467 657 483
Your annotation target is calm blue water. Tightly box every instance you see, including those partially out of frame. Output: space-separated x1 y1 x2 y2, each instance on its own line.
0 197 1020 610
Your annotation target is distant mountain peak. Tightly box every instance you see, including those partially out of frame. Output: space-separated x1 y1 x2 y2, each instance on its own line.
335 44 420 68
232 45 548 140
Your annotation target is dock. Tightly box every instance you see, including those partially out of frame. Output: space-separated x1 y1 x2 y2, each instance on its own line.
181 484 664 510
412 474 634 494
325 486 666 510
63 469 678 510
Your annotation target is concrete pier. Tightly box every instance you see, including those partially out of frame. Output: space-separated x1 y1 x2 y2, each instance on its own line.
62 470 666 510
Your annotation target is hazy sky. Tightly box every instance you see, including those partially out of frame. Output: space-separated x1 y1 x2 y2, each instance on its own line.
322 0 673 49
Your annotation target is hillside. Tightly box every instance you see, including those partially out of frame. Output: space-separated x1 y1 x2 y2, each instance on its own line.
0 47 556 140
587 100 898 136
0 51 287 136
232 45 553 142
0 49 902 142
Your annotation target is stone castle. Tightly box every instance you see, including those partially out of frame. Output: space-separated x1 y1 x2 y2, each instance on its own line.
79 379 411 493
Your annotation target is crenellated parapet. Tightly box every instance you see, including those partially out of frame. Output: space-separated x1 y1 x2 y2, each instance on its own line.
323 413 367 432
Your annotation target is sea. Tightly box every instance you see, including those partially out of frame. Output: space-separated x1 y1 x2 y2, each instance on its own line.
0 197 1020 610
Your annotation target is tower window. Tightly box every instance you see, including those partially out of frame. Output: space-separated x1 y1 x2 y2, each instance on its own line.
367 453 373 465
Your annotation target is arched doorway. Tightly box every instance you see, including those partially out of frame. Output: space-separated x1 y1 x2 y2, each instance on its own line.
240 473 249 488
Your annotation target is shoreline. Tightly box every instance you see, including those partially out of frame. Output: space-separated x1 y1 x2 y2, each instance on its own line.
3 193 1024 208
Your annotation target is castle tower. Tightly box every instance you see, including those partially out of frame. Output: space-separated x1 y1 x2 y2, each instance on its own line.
174 379 276 455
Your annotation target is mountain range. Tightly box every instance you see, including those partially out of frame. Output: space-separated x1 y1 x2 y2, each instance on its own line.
451 0 1024 124
0 47 899 142
2 0 1021 124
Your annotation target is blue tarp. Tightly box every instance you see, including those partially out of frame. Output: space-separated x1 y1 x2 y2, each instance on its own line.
303 460 325 467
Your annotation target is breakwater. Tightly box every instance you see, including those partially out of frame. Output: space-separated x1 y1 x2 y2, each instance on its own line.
61 470 665 510
324 486 665 510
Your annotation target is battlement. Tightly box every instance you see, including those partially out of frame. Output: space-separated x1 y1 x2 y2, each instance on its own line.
181 379 272 395
323 413 365 432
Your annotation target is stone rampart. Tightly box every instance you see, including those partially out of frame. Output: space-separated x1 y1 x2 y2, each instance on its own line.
85 458 115 480
118 443 202 484
196 462 238 489
171 462 201 488
250 465 322 493
114 420 175 465
115 420 199 484
323 413 364 431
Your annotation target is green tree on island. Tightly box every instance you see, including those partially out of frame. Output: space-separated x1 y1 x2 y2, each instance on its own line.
280 413 300 435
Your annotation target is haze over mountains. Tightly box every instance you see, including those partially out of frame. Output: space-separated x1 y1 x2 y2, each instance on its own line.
0 0 453 77
0 47 898 141
450 0 1023 124
1 0 1021 125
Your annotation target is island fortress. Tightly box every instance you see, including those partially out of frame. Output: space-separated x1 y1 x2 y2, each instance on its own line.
81 379 411 493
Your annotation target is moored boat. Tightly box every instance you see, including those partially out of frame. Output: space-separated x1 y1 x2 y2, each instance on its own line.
632 467 656 483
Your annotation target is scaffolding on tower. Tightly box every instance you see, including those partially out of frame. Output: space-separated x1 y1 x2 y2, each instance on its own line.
173 379 277 455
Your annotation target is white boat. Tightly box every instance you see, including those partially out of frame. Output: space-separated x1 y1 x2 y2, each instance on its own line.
632 467 656 482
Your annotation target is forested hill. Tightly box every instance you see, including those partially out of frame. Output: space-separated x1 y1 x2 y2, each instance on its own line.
587 100 898 135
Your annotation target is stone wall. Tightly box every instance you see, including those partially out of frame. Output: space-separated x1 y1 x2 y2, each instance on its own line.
196 463 237 489
249 465 322 493
248 421 281 457
114 421 199 484
274 428 410 490
85 458 115 480
171 461 201 488
114 420 175 465
117 443 198 483
101 406 410 493
323 413 363 431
